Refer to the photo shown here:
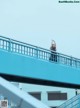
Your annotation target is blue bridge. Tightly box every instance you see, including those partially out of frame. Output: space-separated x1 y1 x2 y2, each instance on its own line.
0 36 80 89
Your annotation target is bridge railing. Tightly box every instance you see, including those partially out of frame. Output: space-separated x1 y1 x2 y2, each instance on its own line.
0 35 80 68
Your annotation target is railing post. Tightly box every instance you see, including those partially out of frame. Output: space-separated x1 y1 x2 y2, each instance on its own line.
8 39 11 52
70 56 72 66
75 59 77 68
57 53 60 63
36 47 38 58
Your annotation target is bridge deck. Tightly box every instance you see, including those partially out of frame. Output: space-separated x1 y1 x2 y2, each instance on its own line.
0 36 80 88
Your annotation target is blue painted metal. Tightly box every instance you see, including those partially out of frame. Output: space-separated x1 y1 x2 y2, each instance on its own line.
0 35 80 68
58 94 80 108
0 36 80 87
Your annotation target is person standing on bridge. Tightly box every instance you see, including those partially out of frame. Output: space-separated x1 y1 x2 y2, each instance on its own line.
49 40 57 62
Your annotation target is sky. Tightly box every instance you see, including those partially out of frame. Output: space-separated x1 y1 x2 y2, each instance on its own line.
0 0 80 58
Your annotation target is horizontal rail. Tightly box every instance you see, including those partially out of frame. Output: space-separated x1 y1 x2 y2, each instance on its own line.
0 35 80 68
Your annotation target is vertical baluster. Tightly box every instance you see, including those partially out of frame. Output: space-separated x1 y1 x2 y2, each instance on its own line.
70 56 72 66
5 41 6 49
46 52 47 60
12 43 14 52
41 51 42 59
14 44 16 52
22 46 24 54
17 44 19 52
36 47 38 58
44 51 46 59
17 44 20 53
15 44 17 52
57 53 60 63
28 47 30 55
8 39 11 52
30 47 32 56
18 45 20 53
26 46 28 55
32 48 33 56
75 59 77 68
44 51 45 59
33 48 35 57
4 41 6 49
45 52 46 59
3 40 4 49
30 47 31 56
48 52 50 60
23 46 25 54
27 47 28 55
24 46 26 54
21 45 22 54
6 41 8 50
42 51 43 59
79 61 80 68
64 57 66 65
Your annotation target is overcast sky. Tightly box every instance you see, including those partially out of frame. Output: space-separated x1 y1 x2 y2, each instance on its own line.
0 0 80 58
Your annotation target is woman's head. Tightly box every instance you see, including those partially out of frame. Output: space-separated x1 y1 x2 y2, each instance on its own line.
51 40 56 46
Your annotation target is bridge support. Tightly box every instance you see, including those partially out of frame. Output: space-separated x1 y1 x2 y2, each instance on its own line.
0 77 50 108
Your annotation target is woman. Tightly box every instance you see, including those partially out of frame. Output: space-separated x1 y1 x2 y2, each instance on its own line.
49 40 57 62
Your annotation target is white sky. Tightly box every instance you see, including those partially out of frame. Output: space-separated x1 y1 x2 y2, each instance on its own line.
0 0 80 58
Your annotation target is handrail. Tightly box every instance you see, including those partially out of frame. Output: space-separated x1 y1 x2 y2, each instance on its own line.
0 35 80 68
